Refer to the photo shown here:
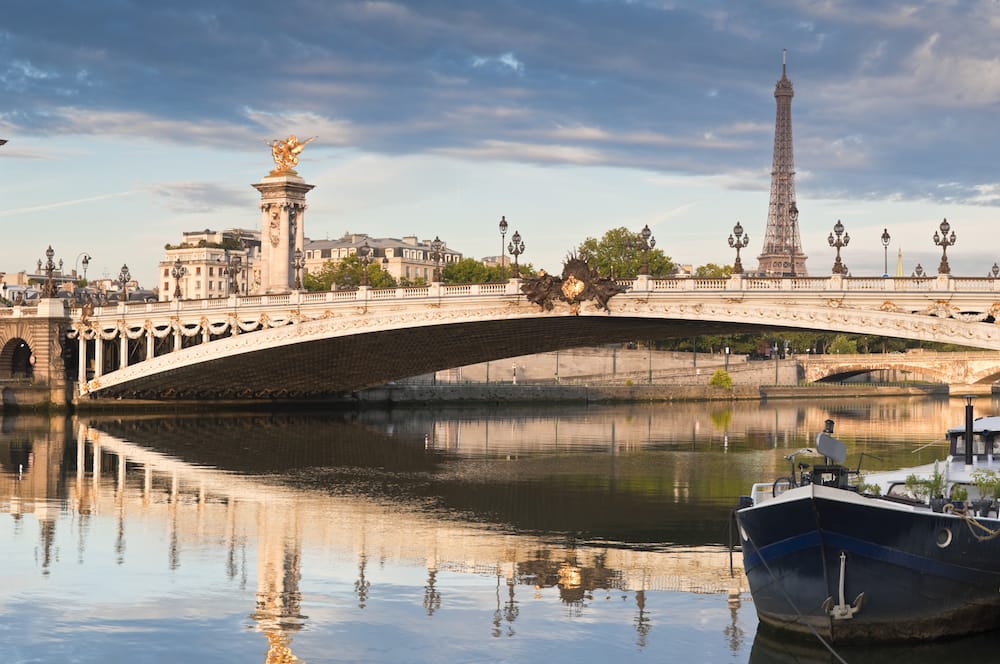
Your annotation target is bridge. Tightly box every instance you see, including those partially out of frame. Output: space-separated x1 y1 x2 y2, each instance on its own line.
5 272 1000 400
799 350 1000 393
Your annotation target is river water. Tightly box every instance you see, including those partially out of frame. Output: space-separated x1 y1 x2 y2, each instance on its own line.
3 396 1000 663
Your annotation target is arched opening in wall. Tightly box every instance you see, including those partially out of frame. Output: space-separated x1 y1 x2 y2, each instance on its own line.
1 338 35 379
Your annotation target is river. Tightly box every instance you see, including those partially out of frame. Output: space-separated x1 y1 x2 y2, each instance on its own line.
3 396 1000 663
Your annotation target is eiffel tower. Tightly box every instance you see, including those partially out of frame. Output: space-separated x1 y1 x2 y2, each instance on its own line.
757 50 807 277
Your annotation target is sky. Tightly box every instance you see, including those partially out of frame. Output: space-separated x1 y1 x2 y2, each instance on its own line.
3 0 1000 288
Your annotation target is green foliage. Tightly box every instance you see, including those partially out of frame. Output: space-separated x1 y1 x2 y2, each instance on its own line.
826 334 859 354
972 469 1000 499
694 263 733 278
575 226 674 278
950 484 968 501
906 470 945 500
303 255 396 291
442 258 507 284
856 478 882 496
709 408 733 429
708 368 733 390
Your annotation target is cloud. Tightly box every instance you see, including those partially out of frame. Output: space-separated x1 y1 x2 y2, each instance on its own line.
148 182 252 214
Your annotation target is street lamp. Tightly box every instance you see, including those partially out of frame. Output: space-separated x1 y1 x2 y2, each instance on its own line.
358 241 373 287
880 228 891 278
788 202 799 277
773 342 779 385
227 254 244 295
498 216 508 281
41 245 57 298
638 224 656 275
75 252 92 281
118 264 131 301
728 221 749 274
430 236 444 282
933 217 956 275
827 219 850 275
292 248 305 290
508 230 525 279
171 258 187 299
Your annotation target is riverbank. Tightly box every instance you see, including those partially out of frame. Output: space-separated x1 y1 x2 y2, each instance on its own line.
0 379 955 412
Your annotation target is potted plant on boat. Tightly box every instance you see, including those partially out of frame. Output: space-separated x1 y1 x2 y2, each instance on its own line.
906 469 947 511
971 469 1000 517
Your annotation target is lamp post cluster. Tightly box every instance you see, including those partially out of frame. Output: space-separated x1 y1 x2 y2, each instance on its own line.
118 264 131 300
728 222 749 274
359 241 373 287
934 218 956 275
507 229 525 279
638 224 656 276
39 246 58 298
171 258 187 299
292 248 305 290
430 236 444 282
827 219 850 275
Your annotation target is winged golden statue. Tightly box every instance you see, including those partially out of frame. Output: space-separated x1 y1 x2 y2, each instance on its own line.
267 135 316 174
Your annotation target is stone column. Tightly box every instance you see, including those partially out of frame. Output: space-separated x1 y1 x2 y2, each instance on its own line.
77 333 87 383
94 337 104 379
120 329 129 369
252 174 315 293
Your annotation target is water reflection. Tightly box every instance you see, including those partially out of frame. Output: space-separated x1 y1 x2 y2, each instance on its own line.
0 396 997 662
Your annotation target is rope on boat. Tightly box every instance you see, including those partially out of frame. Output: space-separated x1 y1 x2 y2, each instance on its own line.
958 509 1000 541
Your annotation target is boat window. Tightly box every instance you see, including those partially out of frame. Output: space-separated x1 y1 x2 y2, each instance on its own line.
952 434 990 457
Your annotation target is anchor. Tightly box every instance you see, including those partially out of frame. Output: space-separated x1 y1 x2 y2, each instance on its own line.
822 551 865 620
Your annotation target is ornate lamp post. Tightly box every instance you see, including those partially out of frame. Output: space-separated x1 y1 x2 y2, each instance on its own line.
933 217 956 275
227 254 244 295
75 252 92 281
41 245 57 298
788 202 799 277
638 224 656 275
171 258 187 300
498 216 508 281
880 228 891 278
292 248 305 290
728 221 749 274
827 219 850 275
358 241 373 287
118 264 131 301
508 230 525 279
430 236 444 282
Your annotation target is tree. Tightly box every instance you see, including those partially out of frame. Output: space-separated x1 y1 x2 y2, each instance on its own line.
694 263 732 278
303 255 396 291
442 258 505 284
574 226 674 278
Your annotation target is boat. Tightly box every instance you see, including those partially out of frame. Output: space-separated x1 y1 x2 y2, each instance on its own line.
735 403 1000 643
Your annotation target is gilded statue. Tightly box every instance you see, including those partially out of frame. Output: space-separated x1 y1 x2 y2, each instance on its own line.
267 135 316 174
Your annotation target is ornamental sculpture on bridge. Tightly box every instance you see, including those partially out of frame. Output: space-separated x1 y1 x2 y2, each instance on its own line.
267 134 315 175
521 256 629 314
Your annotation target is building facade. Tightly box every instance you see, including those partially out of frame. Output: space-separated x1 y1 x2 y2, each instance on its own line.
303 234 462 286
159 228 260 301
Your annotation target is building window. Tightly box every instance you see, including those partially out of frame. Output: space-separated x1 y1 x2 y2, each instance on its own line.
196 266 202 276
209 266 214 277
163 268 168 277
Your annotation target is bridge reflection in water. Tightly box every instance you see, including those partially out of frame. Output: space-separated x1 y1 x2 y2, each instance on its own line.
4 399 999 661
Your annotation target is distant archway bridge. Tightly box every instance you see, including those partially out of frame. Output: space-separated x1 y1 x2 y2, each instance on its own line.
9 273 1000 400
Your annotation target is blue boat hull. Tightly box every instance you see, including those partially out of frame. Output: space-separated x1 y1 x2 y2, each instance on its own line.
736 485 1000 642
